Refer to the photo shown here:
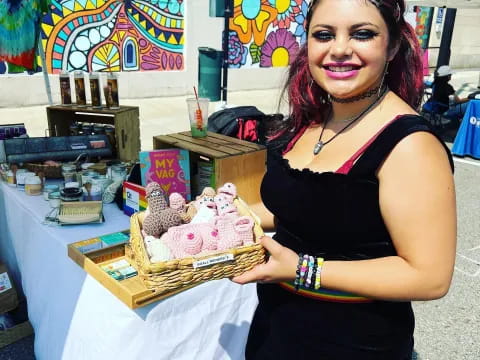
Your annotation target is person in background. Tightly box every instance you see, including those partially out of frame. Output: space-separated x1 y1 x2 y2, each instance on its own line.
429 65 470 120
234 0 457 359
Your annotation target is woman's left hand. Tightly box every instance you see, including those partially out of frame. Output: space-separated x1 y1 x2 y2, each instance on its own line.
231 236 299 284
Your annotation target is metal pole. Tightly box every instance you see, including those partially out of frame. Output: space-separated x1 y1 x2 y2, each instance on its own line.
38 35 53 105
436 7 456 68
221 0 232 104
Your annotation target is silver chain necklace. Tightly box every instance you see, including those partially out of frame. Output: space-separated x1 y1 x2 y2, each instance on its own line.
313 86 388 155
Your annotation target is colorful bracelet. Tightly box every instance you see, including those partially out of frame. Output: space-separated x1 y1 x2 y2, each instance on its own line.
305 256 315 288
294 253 304 291
299 254 309 287
314 257 324 290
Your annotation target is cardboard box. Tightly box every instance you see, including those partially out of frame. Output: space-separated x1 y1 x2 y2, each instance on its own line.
0 264 18 314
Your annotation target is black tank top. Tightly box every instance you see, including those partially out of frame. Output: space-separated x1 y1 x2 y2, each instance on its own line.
245 115 454 360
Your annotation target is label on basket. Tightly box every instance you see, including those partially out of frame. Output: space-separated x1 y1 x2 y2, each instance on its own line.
193 254 234 269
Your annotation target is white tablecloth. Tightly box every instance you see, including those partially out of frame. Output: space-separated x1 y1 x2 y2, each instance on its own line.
0 182 258 360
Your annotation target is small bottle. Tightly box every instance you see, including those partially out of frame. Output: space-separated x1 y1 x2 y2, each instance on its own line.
105 73 120 109
89 72 102 108
74 71 87 106
59 71 72 105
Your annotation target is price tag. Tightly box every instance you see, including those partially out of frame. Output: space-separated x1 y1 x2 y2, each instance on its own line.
192 254 234 269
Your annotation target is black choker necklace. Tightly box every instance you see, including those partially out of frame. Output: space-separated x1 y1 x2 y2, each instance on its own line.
329 84 383 103
313 86 388 155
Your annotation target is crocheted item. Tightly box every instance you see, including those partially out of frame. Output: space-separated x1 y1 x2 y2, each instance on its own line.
143 182 180 237
215 214 254 250
144 234 172 262
166 223 202 258
215 214 244 251
169 192 191 223
234 216 254 245
214 194 238 216
195 195 216 210
198 224 219 252
217 182 237 202
190 206 217 224
198 186 216 198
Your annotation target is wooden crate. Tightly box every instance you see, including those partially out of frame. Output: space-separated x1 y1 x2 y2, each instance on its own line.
68 239 196 309
153 131 266 205
46 105 140 162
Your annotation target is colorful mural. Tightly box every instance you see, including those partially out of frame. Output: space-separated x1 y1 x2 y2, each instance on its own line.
40 0 185 74
414 6 433 50
227 0 307 68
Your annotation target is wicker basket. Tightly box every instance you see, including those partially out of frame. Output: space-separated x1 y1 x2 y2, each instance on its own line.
129 197 265 294
25 163 62 178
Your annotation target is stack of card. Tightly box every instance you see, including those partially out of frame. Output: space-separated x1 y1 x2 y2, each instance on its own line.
101 259 137 281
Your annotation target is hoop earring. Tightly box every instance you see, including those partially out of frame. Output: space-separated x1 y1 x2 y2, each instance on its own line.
378 62 389 97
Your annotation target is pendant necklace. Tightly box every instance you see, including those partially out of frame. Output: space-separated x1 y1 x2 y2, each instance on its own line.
313 86 388 155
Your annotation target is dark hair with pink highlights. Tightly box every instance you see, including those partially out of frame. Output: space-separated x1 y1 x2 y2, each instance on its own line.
277 0 424 139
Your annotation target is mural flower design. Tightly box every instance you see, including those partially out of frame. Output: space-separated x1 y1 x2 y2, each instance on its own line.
230 0 278 46
268 0 301 29
260 28 299 67
227 31 248 68
293 0 308 44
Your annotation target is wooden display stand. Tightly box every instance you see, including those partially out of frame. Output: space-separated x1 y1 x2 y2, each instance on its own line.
46 105 140 162
153 131 267 205
68 240 196 309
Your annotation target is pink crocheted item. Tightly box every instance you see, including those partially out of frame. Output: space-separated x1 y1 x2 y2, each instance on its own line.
214 194 238 216
195 195 216 210
218 182 237 202
215 215 255 250
197 223 219 251
234 216 254 245
165 223 206 258
169 192 186 211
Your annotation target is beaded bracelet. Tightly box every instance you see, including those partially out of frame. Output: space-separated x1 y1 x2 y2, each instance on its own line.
294 253 304 291
294 253 325 291
305 256 315 288
298 255 309 287
314 257 324 290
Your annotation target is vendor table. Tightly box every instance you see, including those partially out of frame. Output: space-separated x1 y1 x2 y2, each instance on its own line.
0 182 258 360
452 99 480 159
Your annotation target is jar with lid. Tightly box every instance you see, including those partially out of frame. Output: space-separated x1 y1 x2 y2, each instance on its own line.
62 164 77 184
48 191 61 208
81 170 98 185
25 176 43 196
7 170 15 186
43 184 60 201
92 174 112 192
16 171 35 191
110 163 127 181
60 187 83 202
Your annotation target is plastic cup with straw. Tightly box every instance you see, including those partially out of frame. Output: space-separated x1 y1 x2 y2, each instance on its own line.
187 87 209 137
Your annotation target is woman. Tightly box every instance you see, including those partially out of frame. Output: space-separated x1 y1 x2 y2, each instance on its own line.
233 0 456 359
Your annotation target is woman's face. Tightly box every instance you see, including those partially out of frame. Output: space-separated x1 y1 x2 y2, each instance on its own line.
308 0 392 99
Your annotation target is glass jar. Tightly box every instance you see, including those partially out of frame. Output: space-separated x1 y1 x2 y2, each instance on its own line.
111 164 127 182
60 187 83 202
16 171 35 191
48 191 61 208
62 164 76 184
25 176 43 196
7 170 15 186
92 174 112 192
43 184 60 201
81 170 98 185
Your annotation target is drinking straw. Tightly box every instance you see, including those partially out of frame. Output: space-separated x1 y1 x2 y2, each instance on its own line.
193 86 203 130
